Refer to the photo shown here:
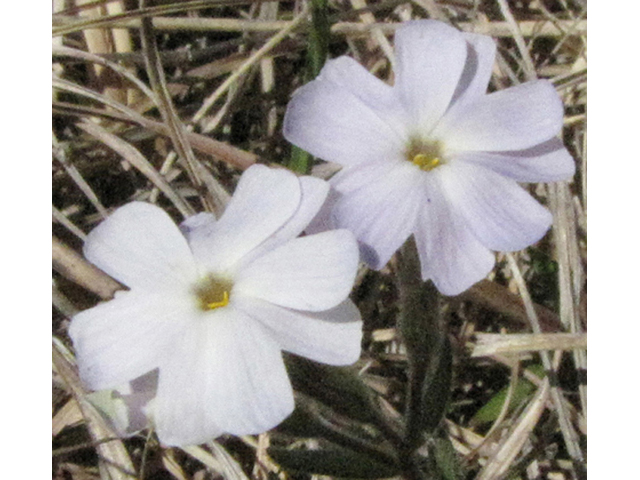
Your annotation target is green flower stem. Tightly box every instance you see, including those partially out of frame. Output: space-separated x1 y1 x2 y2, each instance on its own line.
396 238 451 478
286 0 329 175
305 0 330 81
287 145 312 175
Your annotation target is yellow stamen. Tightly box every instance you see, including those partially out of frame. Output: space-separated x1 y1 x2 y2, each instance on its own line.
205 290 229 310
405 138 445 172
412 153 441 171
195 276 232 311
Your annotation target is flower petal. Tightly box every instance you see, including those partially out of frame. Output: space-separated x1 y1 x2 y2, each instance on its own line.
454 138 576 182
439 33 496 126
154 309 293 446
436 80 564 152
234 230 359 312
283 74 405 168
69 289 196 390
304 186 341 237
304 158 402 233
330 163 423 269
278 176 330 240
318 57 392 102
331 158 402 194
317 56 408 134
456 33 496 105
413 173 495 296
441 162 553 251
394 20 469 133
180 211 216 238
243 176 330 264
188 165 301 273
83 202 197 290
236 297 362 366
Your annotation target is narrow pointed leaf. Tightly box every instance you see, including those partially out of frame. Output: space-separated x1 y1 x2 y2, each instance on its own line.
432 436 466 480
419 335 453 434
470 364 544 425
277 393 398 466
284 355 380 425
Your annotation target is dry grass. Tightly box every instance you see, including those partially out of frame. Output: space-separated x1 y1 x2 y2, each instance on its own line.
52 1 586 479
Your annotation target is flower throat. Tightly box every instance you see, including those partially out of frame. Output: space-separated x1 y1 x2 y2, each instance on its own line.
405 138 444 172
195 276 232 311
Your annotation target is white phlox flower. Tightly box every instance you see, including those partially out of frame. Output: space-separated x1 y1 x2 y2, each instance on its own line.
69 164 363 446
283 20 576 295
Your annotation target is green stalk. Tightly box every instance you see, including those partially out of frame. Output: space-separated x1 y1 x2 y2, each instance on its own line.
305 0 329 81
285 0 329 174
396 238 453 478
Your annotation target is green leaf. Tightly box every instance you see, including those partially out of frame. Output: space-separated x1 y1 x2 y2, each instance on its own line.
268 446 401 479
276 397 335 438
471 365 544 425
277 393 399 467
432 436 465 480
470 381 535 426
418 336 453 434
284 355 381 426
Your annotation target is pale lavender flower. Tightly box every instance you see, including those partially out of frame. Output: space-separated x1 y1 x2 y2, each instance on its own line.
69 165 362 446
284 20 575 295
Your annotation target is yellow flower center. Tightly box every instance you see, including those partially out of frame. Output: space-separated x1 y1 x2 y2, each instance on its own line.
412 153 441 171
405 138 444 172
194 276 232 311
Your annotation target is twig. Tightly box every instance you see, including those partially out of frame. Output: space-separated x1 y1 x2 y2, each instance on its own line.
139 8 225 216
495 0 537 80
52 97 258 170
471 332 587 357
549 181 587 419
53 45 158 102
52 236 122 300
192 5 310 130
53 135 109 219
77 120 195 218
348 0 395 66
52 0 261 36
53 206 87 241
476 378 550 480
506 254 585 467
53 16 587 37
